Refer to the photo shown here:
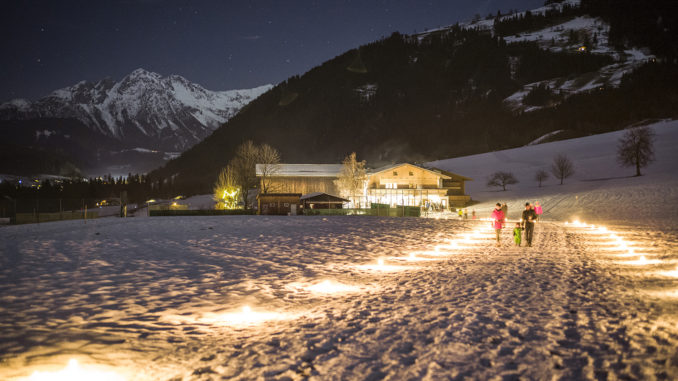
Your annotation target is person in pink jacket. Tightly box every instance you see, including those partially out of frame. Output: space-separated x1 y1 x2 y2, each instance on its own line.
534 201 543 220
491 203 505 246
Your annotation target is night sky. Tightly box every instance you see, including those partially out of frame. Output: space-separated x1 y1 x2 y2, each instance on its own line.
1 0 544 102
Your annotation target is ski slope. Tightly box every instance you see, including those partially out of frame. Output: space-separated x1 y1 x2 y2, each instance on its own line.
428 119 678 227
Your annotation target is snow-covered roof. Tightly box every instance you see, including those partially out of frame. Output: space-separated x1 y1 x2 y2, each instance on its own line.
255 164 343 177
368 163 454 180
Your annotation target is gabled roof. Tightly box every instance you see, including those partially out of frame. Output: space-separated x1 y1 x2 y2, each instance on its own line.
255 164 343 177
300 192 349 202
368 163 453 180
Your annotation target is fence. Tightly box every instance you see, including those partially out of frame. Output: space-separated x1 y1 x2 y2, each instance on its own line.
0 198 116 225
15 211 99 224
303 204 421 217
150 209 256 217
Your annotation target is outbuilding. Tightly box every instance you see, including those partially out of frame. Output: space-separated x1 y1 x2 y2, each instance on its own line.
301 192 349 210
257 193 302 215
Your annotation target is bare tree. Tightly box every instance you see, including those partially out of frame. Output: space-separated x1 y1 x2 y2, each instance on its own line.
486 171 518 191
213 164 239 210
551 153 575 185
617 126 655 176
257 143 281 193
335 152 367 207
230 141 260 210
535 169 549 187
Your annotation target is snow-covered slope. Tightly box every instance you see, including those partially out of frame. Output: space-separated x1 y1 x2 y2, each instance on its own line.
417 0 654 113
0 69 272 151
502 15 654 112
428 119 678 227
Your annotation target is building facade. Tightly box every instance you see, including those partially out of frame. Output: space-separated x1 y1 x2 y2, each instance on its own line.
366 163 471 208
255 164 342 195
256 162 472 210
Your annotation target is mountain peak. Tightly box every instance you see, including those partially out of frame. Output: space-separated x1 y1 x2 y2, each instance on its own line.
123 68 162 82
0 70 272 152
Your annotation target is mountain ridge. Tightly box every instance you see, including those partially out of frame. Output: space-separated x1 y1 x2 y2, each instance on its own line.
0 68 272 152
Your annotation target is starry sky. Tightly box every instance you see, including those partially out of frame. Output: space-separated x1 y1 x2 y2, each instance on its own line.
0 0 544 101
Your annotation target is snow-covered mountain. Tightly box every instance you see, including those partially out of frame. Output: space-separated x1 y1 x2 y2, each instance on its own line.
0 69 272 151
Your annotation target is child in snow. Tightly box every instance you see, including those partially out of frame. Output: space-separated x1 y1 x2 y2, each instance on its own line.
491 203 505 246
534 201 543 220
513 223 522 246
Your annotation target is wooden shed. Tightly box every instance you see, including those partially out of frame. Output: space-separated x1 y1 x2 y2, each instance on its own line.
301 192 349 209
257 193 302 215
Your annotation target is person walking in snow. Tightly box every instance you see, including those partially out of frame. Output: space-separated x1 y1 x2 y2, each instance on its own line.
491 203 505 246
458 208 463 219
513 222 522 246
501 203 508 219
463 208 468 220
534 201 543 221
472 209 476 220
521 202 538 247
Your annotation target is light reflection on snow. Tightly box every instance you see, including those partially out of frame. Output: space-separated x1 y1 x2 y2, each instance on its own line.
642 288 678 299
201 305 293 326
356 258 413 272
392 252 444 262
616 255 662 266
25 359 125 381
656 266 678 278
305 280 361 294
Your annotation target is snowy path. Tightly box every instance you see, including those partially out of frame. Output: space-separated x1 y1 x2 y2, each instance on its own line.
1 216 677 380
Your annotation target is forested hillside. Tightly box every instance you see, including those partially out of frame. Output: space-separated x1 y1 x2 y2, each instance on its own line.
151 0 678 195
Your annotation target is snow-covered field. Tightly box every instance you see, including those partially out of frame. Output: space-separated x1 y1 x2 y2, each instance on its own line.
1 121 677 380
429 119 678 227
1 215 677 380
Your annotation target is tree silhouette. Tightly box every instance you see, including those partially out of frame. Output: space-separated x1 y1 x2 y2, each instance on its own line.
535 169 549 187
486 171 518 191
551 153 574 185
335 152 367 207
617 126 655 176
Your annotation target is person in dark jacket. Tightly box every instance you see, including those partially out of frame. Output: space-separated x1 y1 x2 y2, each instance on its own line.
501 203 508 219
521 202 537 247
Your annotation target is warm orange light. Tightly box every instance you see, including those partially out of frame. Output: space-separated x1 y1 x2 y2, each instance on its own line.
27 359 124 381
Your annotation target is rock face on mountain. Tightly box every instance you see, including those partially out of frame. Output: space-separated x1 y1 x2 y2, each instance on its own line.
0 69 272 152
